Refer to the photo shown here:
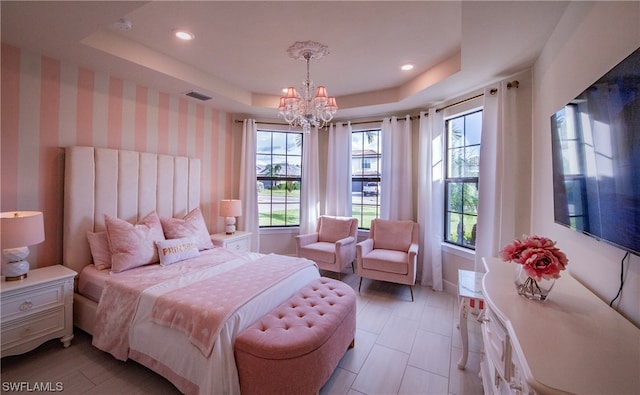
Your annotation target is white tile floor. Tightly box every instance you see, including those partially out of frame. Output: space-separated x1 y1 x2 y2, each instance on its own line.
0 270 484 394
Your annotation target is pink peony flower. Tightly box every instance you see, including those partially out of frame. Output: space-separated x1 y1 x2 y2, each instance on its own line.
499 235 568 280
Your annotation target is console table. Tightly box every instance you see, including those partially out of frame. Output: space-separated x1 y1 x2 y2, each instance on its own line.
481 257 639 395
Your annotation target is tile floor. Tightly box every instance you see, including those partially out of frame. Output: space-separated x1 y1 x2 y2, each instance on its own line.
0 270 484 394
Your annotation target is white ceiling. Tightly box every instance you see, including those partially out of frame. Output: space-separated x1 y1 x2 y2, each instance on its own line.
1 1 569 121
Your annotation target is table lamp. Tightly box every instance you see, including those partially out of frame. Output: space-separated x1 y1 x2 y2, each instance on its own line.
219 200 242 234
1 211 45 281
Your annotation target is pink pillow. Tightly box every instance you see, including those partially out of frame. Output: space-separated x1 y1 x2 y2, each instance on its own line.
161 207 214 251
155 237 199 266
105 211 165 273
318 217 353 243
86 231 111 270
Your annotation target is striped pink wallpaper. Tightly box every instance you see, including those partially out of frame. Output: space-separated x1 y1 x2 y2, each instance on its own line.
1 43 236 268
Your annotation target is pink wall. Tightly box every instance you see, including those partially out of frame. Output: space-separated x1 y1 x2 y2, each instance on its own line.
1 43 235 268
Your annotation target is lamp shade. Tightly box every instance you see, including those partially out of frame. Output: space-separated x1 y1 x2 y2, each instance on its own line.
1 211 45 249
219 200 242 217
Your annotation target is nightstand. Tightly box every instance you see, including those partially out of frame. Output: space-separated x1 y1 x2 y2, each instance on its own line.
1 265 76 357
210 231 252 252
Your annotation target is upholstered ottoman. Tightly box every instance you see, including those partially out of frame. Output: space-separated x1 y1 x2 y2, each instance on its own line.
234 277 356 395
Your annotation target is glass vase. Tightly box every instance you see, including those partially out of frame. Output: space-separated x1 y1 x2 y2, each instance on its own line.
514 266 555 301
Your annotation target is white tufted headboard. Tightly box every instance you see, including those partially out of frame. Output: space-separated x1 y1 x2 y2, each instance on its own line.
62 146 201 276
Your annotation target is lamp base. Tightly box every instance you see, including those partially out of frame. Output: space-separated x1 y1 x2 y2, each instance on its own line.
224 216 237 235
4 273 28 281
2 247 30 281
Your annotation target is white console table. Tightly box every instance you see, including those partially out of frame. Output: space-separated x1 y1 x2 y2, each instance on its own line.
481 257 639 395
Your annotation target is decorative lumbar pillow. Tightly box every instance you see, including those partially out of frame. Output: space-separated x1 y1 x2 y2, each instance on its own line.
155 237 199 266
318 217 353 243
105 211 166 273
160 207 214 251
86 231 112 270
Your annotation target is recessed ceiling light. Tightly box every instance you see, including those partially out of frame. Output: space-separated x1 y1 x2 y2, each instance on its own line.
174 30 195 41
401 64 414 71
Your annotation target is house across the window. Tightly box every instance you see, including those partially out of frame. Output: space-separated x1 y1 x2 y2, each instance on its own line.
444 110 482 249
256 131 302 227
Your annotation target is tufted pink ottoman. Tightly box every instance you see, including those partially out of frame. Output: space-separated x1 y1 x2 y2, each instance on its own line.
234 277 356 395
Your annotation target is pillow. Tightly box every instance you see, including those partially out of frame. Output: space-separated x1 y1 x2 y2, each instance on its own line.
105 211 165 273
86 231 111 270
155 237 199 266
161 207 214 251
318 216 353 243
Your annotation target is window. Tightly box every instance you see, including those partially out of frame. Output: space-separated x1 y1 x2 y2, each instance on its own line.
352 129 381 229
444 110 482 249
256 131 302 227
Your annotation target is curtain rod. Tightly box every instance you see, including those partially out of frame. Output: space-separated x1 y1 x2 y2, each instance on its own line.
235 80 519 123
435 80 519 113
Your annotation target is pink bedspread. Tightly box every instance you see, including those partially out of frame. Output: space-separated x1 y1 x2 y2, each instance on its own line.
150 254 316 357
92 248 244 360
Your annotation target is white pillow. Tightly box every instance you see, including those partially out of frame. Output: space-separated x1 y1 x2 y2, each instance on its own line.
155 237 199 266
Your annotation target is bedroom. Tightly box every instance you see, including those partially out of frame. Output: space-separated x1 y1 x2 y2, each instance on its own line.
1 1 639 394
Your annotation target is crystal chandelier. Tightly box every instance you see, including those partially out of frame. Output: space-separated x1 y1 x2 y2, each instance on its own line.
278 41 338 133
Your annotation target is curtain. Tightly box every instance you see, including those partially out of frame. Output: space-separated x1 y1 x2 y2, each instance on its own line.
299 127 320 234
239 119 260 252
380 115 413 220
474 81 525 272
418 109 445 290
325 122 353 217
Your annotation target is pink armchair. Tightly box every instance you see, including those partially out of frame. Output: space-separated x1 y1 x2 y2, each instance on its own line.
356 219 419 301
296 216 358 278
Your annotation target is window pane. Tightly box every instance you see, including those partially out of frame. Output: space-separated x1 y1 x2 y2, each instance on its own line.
464 146 480 177
462 183 479 215
448 118 464 148
447 182 462 212
465 111 482 145
448 148 464 177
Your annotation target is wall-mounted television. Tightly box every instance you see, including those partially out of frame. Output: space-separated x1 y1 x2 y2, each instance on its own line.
550 47 640 256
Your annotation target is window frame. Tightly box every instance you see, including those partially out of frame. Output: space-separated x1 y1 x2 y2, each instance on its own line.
351 128 382 230
256 130 303 228
443 109 482 250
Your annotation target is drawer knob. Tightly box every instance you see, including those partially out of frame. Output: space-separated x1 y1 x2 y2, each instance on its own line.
19 300 33 311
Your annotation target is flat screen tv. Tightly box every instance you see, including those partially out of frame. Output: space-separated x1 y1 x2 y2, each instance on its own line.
550 47 640 256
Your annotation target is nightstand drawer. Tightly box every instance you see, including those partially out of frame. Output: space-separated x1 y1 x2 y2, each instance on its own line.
227 237 249 251
1 306 65 349
1 283 64 319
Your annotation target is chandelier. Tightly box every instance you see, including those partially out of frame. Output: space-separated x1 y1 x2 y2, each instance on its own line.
277 41 338 133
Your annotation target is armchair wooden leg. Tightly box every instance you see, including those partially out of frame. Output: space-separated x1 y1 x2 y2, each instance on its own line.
351 261 355 273
358 277 363 293
409 285 414 302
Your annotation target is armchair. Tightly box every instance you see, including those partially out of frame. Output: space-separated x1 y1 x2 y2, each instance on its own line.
356 219 419 301
296 216 358 278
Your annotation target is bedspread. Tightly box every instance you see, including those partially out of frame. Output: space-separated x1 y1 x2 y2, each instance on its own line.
150 254 316 357
92 248 245 360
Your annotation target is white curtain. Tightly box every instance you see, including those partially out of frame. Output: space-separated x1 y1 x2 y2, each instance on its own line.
325 122 352 216
238 119 260 252
474 81 525 272
380 115 413 220
299 127 320 234
418 109 445 290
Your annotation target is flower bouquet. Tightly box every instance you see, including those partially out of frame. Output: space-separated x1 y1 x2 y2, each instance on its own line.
499 235 568 301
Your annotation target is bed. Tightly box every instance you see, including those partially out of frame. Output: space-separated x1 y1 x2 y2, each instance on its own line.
62 146 320 394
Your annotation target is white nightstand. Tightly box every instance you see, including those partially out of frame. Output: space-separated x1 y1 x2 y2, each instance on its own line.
1 265 76 357
210 231 252 252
